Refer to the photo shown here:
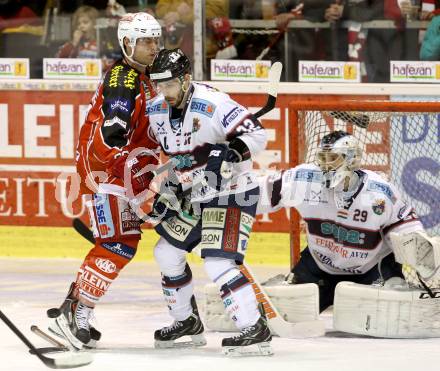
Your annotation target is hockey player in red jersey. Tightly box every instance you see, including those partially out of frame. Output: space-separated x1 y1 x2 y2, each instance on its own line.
47 12 161 349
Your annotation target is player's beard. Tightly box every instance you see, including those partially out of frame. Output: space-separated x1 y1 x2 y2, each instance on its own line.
167 88 185 108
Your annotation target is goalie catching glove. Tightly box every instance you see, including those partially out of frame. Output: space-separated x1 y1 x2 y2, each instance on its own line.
390 230 440 291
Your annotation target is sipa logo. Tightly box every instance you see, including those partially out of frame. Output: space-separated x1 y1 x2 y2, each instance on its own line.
95 258 117 274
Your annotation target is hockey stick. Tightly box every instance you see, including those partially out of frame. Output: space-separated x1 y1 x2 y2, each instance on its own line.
239 264 325 338
0 310 92 369
253 61 282 119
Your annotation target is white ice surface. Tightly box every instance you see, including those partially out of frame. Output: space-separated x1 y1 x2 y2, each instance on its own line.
1 258 440 371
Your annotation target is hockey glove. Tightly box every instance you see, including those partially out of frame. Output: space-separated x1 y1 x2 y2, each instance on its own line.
204 140 249 191
204 144 229 191
107 150 157 194
150 181 182 221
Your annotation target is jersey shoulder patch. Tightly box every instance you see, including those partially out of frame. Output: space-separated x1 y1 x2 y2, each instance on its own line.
104 63 140 91
147 97 168 115
190 97 216 118
286 164 322 183
365 173 396 203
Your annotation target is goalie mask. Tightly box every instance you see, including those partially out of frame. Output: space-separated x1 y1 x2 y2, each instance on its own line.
317 131 362 190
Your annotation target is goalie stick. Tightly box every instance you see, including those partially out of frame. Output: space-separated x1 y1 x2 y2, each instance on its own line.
0 310 92 369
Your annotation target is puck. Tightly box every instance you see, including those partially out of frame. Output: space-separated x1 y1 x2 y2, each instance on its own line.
47 308 61 318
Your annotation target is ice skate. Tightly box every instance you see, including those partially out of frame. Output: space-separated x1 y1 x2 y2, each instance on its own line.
154 296 206 348
47 282 101 349
222 305 273 357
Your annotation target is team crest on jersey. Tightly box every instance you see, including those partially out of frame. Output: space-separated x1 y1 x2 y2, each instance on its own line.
192 117 201 133
190 98 216 118
372 199 385 215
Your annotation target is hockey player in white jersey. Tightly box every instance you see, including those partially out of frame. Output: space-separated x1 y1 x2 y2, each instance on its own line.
145 48 272 355
258 130 440 320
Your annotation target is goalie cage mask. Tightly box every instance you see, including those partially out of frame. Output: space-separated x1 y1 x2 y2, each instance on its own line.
317 131 362 190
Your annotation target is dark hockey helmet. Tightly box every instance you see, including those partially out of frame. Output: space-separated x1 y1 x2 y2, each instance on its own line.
150 48 191 82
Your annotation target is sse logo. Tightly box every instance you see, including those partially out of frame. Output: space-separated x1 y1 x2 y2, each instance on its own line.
190 98 216 118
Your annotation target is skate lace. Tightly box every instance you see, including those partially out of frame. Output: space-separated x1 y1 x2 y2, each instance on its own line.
75 303 92 331
161 321 183 334
233 325 256 339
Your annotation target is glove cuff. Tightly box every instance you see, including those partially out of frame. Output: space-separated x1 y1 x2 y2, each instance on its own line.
228 138 251 162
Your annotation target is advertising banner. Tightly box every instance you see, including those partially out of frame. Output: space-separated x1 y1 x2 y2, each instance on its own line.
0 58 29 79
298 61 360 83
390 61 440 83
0 90 438 234
43 58 102 80
210 59 271 81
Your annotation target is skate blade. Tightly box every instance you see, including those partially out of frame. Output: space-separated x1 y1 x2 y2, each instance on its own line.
154 333 207 349
223 342 274 357
49 319 98 349
49 325 98 349
54 314 85 350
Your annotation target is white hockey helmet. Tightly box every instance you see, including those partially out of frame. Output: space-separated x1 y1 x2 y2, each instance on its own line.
316 131 362 189
117 12 162 65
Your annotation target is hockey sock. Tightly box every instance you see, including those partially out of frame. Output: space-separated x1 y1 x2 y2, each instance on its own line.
75 240 137 306
161 264 195 321
205 257 260 329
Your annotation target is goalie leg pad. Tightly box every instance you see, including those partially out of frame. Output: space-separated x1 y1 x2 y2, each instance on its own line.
203 282 320 332
334 281 440 338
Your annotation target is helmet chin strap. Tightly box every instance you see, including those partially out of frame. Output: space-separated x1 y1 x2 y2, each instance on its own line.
176 78 191 108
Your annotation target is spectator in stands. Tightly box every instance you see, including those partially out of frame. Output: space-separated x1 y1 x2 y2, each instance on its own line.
344 0 419 82
275 1 346 81
420 14 440 60
56 5 100 59
0 0 40 32
155 0 231 60
56 5 118 71
229 0 278 60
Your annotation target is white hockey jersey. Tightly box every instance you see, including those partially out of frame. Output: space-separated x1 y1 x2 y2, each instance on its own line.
258 163 424 275
147 82 267 199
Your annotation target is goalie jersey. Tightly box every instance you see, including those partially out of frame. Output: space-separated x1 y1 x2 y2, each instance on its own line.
258 164 424 275
147 82 267 198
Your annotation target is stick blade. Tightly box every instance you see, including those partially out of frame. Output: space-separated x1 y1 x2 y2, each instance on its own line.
267 62 283 97
269 317 326 339
50 352 94 369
